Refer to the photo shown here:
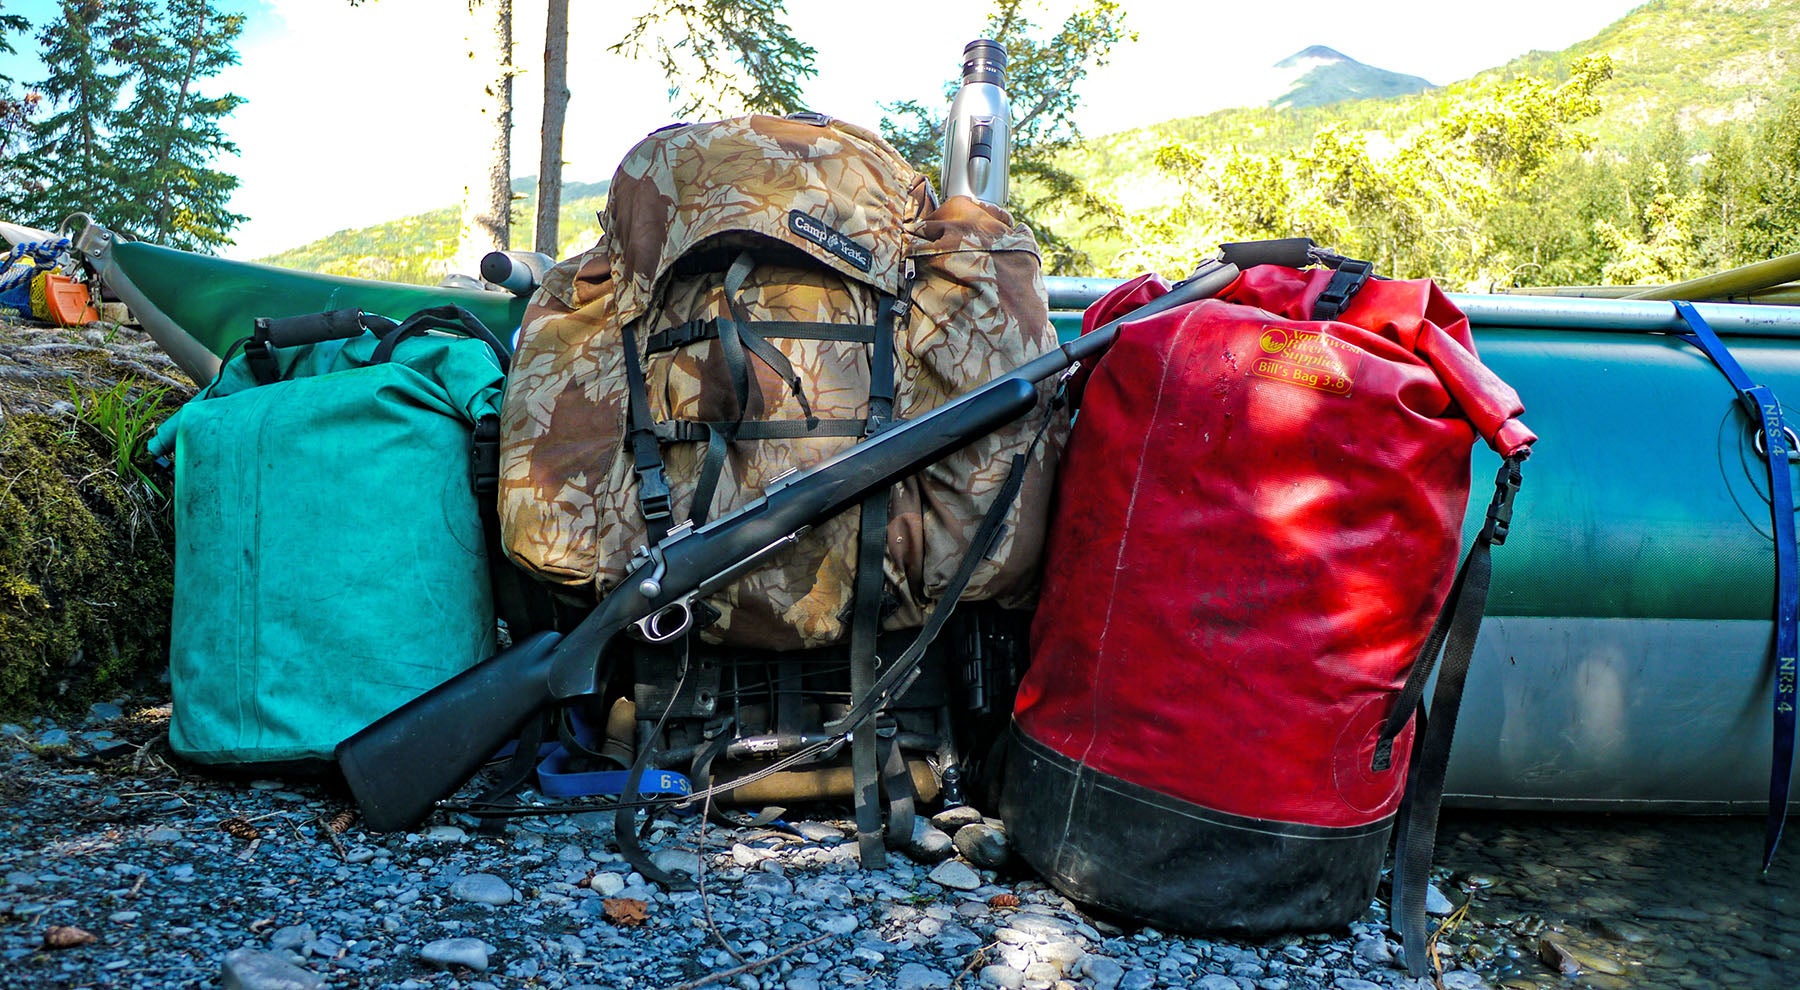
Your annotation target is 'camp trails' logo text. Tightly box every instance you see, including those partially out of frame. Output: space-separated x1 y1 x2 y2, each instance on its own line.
788 210 873 272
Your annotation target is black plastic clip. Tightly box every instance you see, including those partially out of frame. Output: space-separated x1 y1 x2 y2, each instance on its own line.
1312 257 1374 322
1371 737 1395 773
1482 455 1526 546
471 416 501 496
637 466 674 525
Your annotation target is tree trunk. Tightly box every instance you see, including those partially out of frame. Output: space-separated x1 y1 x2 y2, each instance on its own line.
534 0 569 258
453 0 513 279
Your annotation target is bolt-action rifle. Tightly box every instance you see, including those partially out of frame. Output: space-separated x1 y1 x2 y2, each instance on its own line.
334 246 1293 831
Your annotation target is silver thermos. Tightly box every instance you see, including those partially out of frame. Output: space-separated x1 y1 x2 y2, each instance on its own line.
940 39 1011 207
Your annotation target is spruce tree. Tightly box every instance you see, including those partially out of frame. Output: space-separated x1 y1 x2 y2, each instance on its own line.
108 0 245 250
0 2 36 202
20 0 125 230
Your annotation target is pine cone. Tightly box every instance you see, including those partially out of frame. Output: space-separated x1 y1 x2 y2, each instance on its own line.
218 817 260 841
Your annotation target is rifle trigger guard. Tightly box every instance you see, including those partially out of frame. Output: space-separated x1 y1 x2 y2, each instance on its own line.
636 600 693 643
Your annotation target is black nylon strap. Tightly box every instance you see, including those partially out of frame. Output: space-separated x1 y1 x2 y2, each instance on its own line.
879 728 916 848
723 254 818 428
867 295 899 436
825 392 1057 738
690 424 733 528
370 305 511 371
471 710 549 833
1386 454 1524 977
850 487 893 868
646 316 878 355
621 322 674 541
654 419 867 443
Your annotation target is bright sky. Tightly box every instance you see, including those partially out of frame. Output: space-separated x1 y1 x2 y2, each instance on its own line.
4 0 1643 260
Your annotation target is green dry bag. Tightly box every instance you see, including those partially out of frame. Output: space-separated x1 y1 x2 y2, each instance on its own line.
149 307 510 765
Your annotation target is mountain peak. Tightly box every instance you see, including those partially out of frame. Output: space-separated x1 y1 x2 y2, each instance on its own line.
1265 45 1433 110
1275 45 1352 69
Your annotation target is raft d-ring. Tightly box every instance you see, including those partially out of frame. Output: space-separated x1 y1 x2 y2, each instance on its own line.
1753 424 1800 458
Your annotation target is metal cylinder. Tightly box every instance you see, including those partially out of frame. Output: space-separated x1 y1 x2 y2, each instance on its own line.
940 40 1011 207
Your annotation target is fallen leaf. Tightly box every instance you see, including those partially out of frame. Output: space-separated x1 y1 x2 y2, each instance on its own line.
42 926 97 949
987 893 1020 909
602 897 649 927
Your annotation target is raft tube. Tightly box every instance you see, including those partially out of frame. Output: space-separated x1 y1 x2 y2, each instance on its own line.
1049 277 1800 813
70 219 530 383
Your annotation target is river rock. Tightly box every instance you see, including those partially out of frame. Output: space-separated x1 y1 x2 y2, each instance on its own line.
978 963 1024 988
268 924 314 954
931 805 985 831
420 937 492 971
895 961 951 990
952 823 1010 870
219 949 323 990
927 860 982 891
450 873 515 905
651 849 702 879
904 819 955 863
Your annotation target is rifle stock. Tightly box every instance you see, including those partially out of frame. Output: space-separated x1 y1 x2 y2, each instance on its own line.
337 630 564 831
334 254 1245 832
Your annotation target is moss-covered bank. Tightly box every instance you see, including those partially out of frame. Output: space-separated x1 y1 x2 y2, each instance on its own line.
0 320 190 719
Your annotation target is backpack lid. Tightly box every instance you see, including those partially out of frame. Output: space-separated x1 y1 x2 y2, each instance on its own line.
603 115 929 328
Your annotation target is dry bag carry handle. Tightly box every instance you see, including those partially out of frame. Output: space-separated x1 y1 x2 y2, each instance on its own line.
1381 453 1524 977
1214 239 1372 321
1672 300 1798 872
371 304 512 373
241 309 399 385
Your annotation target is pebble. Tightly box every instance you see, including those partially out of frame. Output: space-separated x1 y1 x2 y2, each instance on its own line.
905 818 956 863
37 728 70 747
3 709 1792 990
219 948 324 990
450 873 515 905
927 860 983 891
89 701 124 722
651 849 702 879
932 805 985 831
269 924 314 953
979 963 1026 988
953 822 1011 869
420 937 492 971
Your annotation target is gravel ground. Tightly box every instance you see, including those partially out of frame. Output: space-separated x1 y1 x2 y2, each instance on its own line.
6 701 1800 990
0 700 1488 990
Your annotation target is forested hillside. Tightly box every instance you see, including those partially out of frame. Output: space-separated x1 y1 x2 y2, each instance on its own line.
1057 0 1800 286
262 0 1800 292
257 180 609 283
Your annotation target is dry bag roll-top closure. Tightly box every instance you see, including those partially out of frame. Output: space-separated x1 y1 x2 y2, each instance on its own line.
498 114 1063 649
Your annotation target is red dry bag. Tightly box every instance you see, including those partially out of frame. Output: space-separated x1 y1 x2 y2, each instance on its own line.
1002 253 1533 963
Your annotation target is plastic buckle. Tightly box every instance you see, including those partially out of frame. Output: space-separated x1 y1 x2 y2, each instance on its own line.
1371 737 1395 772
1312 258 1373 322
638 466 674 524
1483 456 1525 546
470 418 501 495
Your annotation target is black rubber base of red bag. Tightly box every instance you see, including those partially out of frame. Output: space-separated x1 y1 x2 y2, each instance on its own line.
1000 723 1394 936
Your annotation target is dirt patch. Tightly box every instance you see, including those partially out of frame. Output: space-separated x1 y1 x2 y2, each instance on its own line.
0 317 194 720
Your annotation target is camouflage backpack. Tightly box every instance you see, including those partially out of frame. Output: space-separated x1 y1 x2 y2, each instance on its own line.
497 113 1064 651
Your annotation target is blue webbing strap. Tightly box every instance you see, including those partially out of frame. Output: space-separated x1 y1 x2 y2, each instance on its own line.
1673 300 1798 870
